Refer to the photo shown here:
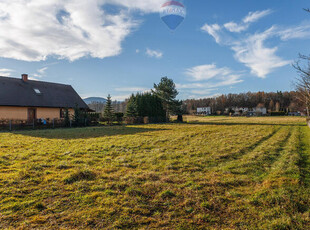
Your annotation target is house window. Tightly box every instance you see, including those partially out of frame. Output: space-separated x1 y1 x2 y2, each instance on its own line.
33 88 41 94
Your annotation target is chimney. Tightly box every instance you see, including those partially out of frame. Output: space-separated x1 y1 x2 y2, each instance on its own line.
21 74 28 82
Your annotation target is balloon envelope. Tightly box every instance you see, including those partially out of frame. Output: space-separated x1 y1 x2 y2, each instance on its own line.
160 1 186 30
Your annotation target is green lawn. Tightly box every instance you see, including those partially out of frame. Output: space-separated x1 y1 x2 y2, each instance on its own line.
0 116 309 229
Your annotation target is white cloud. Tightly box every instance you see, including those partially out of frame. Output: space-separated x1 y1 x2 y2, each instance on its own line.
146 48 163 59
178 63 243 98
0 0 166 62
178 75 242 89
38 67 48 75
278 23 310 41
201 10 310 78
201 23 222 43
224 22 248 33
29 66 49 80
112 94 131 101
0 68 14 76
189 89 214 96
232 27 291 78
186 64 231 81
29 75 41 81
224 9 272 33
243 10 272 24
105 0 165 13
115 87 148 92
186 93 221 100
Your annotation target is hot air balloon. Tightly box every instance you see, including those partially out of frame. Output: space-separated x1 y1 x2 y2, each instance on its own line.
160 1 186 31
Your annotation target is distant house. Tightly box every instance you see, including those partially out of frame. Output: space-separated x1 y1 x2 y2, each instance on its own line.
225 106 267 116
231 107 249 114
247 107 267 116
253 107 267 115
0 74 89 122
197 107 211 115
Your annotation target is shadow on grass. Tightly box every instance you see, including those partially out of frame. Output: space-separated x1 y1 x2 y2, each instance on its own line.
298 127 310 186
14 125 164 140
185 121 306 127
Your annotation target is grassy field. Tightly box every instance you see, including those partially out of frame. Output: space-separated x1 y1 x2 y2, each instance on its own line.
0 116 309 229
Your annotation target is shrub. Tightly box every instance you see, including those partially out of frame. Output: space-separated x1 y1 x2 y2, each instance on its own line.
64 108 70 127
114 113 124 124
72 106 96 127
125 117 143 124
148 116 166 123
270 111 286 116
88 113 100 125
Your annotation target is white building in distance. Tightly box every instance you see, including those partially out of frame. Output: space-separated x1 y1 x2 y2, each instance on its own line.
253 107 267 115
197 107 212 115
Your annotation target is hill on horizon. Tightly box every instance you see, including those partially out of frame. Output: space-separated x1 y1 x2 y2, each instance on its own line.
83 97 107 104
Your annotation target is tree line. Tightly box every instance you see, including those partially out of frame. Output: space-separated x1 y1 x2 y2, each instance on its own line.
183 91 305 114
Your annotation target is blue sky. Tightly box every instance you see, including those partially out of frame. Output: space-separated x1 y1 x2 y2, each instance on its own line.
0 0 310 100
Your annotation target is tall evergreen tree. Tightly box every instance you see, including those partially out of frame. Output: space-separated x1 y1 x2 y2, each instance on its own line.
103 94 114 125
152 77 180 120
126 96 138 117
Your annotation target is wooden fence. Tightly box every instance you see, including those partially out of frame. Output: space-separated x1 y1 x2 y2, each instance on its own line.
0 118 97 131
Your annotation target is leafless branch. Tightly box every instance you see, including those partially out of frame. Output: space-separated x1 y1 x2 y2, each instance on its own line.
293 51 310 116
299 53 310 60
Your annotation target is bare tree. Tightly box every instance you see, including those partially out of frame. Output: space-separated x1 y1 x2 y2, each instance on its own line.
292 8 310 117
293 55 310 117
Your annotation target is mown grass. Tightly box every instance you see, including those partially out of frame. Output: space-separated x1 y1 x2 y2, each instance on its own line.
0 116 309 229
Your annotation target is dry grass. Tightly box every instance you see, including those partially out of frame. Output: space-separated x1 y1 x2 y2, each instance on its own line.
0 116 309 229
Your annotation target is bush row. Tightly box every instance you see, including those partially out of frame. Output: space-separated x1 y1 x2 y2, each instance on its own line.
270 111 287 116
100 114 166 125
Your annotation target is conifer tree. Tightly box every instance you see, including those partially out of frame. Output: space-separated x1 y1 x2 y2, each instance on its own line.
152 77 180 120
126 97 138 117
103 94 114 125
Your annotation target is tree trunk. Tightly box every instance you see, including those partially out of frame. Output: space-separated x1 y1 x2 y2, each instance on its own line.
177 115 183 123
165 108 170 122
307 97 310 117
